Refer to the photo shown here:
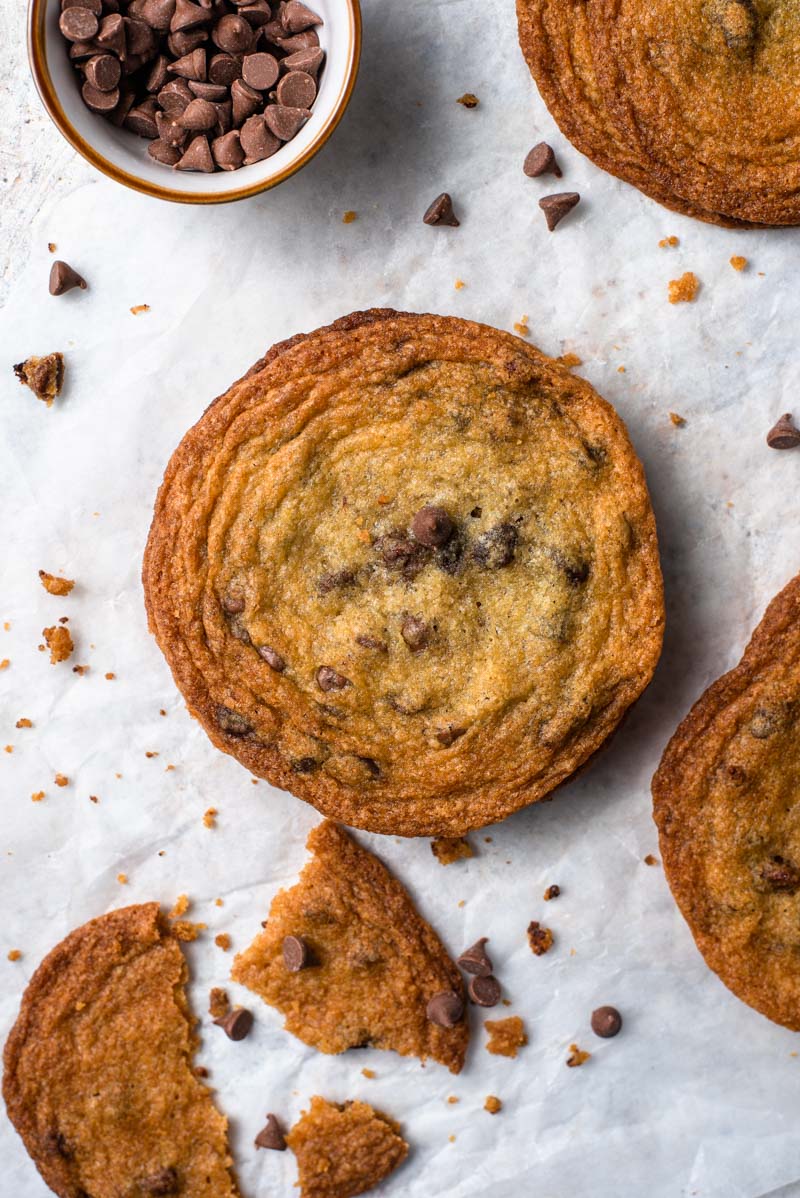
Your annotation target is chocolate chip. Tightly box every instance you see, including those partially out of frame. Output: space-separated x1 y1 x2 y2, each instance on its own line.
281 0 322 32
215 704 252 735
470 505 482 518
239 0 272 26
423 192 459 226
96 12 127 54
49 261 87 296
292 756 319 773
355 634 388 652
179 96 218 128
274 28 319 52
170 0 209 31
281 45 324 75
124 16 157 56
231 77 263 123
146 53 171 92
711 0 758 53
400 614 429 653
255 1114 287 1151
168 47 207 80
148 138 182 164
759 856 800 892
264 103 311 140
375 531 427 576
188 79 229 100
43 1131 73 1159
257 644 285 671
435 725 466 746
175 132 214 170
84 52 121 91
208 51 241 84
590 1005 622 1038
212 12 252 51
435 530 465 575
140 1167 179 1195
411 504 454 548
316 666 351 692
126 100 160 137
59 6 99 40
473 522 517 568
539 192 580 231
158 77 193 111
426 990 464 1028
468 974 501 1007
239 114 280 162
766 413 800 449
215 1006 254 1040
276 68 316 108
62 0 102 14
167 27 206 55
82 81 120 112
457 937 493 977
242 50 279 89
212 129 244 169
282 934 309 971
523 141 562 178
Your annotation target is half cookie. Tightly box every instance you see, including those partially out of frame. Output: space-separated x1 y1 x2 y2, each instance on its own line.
3 903 239 1198
231 820 469 1073
143 309 664 836
287 1096 408 1198
653 574 800 1028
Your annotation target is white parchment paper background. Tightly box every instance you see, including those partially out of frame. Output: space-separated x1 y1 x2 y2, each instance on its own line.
3 1 800 1195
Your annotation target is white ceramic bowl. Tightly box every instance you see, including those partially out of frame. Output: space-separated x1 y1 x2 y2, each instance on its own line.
28 0 361 203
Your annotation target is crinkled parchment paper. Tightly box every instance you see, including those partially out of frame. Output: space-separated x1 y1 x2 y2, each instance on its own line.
3 1 800 1195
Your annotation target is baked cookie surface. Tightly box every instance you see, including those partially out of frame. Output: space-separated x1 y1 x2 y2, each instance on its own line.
231 819 469 1073
653 574 800 1028
286 1096 408 1198
517 0 800 226
3 903 239 1198
144 309 663 835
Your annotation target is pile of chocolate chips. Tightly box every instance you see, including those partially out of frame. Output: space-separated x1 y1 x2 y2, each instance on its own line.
57 0 324 172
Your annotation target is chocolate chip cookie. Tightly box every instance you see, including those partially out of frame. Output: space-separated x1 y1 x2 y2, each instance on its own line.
653 573 800 1028
231 819 469 1073
3 903 239 1198
143 309 664 835
517 0 800 226
286 1096 408 1198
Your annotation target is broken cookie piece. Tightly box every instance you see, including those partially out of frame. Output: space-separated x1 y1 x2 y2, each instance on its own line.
231 820 468 1073
43 625 73 664
286 1096 408 1198
14 353 64 406
485 1015 527 1058
3 903 239 1198
39 570 75 597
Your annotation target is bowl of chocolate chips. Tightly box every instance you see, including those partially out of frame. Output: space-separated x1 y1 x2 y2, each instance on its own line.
28 0 360 201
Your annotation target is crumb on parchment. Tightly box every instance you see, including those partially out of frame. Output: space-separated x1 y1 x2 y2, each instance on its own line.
203 807 218 829
209 987 229 1019
172 920 206 941
342 211 357 224
668 272 699 304
16 719 32 729
39 570 74 596
644 854 660 866
31 792 45 803
215 933 231 951
43 626 73 664
169 894 190 919
527 921 554 955
558 352 582 368
54 774 68 787
513 315 530 337
670 412 686 427
567 1044 591 1067
658 235 679 248
457 93 479 107
485 1016 527 1058
431 836 474 865
130 304 150 315
730 255 748 272
484 1096 502 1114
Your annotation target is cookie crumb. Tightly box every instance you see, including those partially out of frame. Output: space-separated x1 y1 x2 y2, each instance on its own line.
513 315 530 337
644 853 660 866
54 774 69 787
39 570 74 596
48 242 56 253
169 894 190 919
105 672 115 680
215 933 231 952
145 750 159 758
431 836 474 865
456 93 479 107
361 1068 376 1079
484 1095 502 1114
566 1044 591 1067
730 255 748 272
43 626 73 664
668 272 699 304
15 719 32 729
454 279 465 290
4 746 13 754
558 352 582 368
485 1016 527 1058
14 353 64 405
342 211 357 224
209 987 230 1020
160 708 167 716
172 920 206 942
7 950 21 962
658 235 679 248
89 795 99 803
0 659 9 670
31 791 45 803
446 1096 459 1105
72 664 88 675
543 884 560 901
527 921 554 955
215 898 224 907
117 873 128 885
669 412 686 427
130 304 150 315
203 807 218 829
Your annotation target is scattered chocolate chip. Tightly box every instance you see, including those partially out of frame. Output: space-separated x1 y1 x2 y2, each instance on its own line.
155 109 187 143
126 99 160 136
400 614 429 653
140 1167 179 1195
435 530 465 575
473 522 517 568
316 665 351 692
423 192 459 227
59 5 99 39
146 54 171 92
274 28 319 52
470 505 482 518
292 756 319 773
590 1005 622 1038
524 141 562 178
282 934 310 971
231 77 263 123
255 1114 287 1151
375 531 428 577
215 704 252 735
766 412 800 450
411 505 454 547
543 884 560 901
13 353 65 405
215 1006 254 1040
141 0 175 29
49 261 87 296
257 644 286 672
457 937 493 977
316 568 356 595
426 990 464 1028
170 0 209 32
43 1131 72 1159
539 192 580 231
469 974 501 1008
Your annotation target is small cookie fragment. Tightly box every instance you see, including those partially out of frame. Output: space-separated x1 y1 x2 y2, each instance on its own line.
16 719 32 729
54 774 69 787
342 211 357 223
730 255 748 271
643 854 659 867
214 933 231 952
13 353 64 406
668 272 699 304
209 987 230 1020
457 93 479 107
485 1015 527 1058
39 570 74 597
431 836 473 865
43 625 73 664
527 921 553 955
423 192 459 227
255 1113 286 1151
538 192 579 230
49 261 87 296
566 1043 591 1067
591 1005 622 1038
169 894 190 919
658 236 679 248
523 142 561 178
286 1096 408 1198
543 884 560 901
484 1095 502 1114
669 412 687 428
130 304 151 315
766 413 800 450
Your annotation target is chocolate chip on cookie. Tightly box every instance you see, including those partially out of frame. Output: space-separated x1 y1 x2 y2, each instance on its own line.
766 413 800 450
282 934 310 971
423 193 460 227
215 705 252 736
400 615 429 652
411 505 455 547
457 937 493 977
590 1005 622 1038
524 142 562 178
258 645 286 672
426 990 464 1028
539 192 580 231
316 666 351 691
758 856 800 892
473 523 517 568
140 1167 180 1194
255 1114 287 1151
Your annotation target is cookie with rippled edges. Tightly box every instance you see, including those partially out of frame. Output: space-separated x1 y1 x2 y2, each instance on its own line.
653 574 800 1028
232 820 468 1073
515 0 767 226
3 903 239 1198
143 309 664 836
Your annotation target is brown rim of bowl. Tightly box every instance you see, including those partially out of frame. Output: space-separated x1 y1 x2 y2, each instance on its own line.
27 0 361 204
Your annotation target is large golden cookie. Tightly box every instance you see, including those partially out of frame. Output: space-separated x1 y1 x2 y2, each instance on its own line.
3 904 239 1198
232 820 469 1073
653 574 800 1028
517 0 800 226
144 310 664 836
